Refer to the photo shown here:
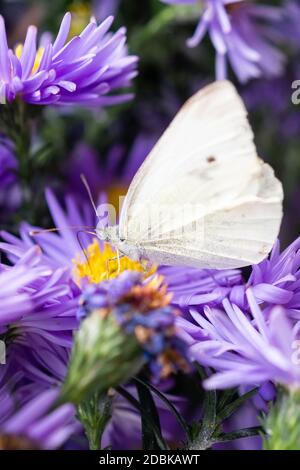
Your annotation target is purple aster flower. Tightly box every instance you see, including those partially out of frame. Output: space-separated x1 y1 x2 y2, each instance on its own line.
0 137 21 214
0 138 17 188
0 387 78 449
0 12 138 105
280 0 300 50
11 336 70 391
0 246 49 330
247 238 300 320
160 265 242 310
242 58 300 143
0 189 96 275
0 337 83 450
0 365 23 427
162 1 285 82
0 243 78 347
179 289 300 391
169 237 300 320
93 0 121 21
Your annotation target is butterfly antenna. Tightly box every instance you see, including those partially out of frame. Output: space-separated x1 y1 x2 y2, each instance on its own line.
29 226 95 236
80 174 99 218
76 230 94 276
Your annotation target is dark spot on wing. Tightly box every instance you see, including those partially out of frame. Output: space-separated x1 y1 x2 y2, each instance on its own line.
207 156 216 163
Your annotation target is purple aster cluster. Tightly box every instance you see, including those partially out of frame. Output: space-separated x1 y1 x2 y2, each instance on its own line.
0 189 198 448
0 198 82 449
0 138 20 216
0 352 79 450
2 183 300 449
162 0 285 82
0 388 78 450
178 239 300 391
0 0 300 452
0 12 137 105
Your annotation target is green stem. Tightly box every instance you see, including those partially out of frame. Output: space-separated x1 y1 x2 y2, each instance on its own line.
130 4 201 51
77 393 112 451
262 389 300 450
0 101 32 212
15 100 31 184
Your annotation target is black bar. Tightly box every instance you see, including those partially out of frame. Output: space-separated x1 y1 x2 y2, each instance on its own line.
0 450 299 467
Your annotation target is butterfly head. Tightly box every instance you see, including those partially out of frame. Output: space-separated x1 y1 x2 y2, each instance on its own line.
96 225 141 261
96 225 120 244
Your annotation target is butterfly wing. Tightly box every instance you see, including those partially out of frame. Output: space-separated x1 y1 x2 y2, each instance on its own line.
119 81 283 269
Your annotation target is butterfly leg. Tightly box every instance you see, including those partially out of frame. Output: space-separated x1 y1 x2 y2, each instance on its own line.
106 252 125 278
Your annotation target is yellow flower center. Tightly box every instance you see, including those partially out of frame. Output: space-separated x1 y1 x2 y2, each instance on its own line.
15 44 44 75
73 239 156 284
69 2 92 38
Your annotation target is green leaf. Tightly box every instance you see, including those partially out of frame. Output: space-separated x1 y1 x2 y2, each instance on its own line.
188 365 259 450
116 385 167 451
116 386 141 412
135 379 168 451
216 388 238 413
133 377 191 442
217 387 258 423
188 365 217 450
213 426 263 444
130 4 201 51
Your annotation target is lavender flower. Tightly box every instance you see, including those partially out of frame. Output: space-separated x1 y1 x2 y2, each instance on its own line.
0 138 17 188
0 138 20 214
0 189 96 274
0 244 78 348
0 388 78 449
0 366 22 427
162 0 285 82
0 246 48 330
247 238 300 320
0 12 137 106
0 352 79 450
168 237 300 318
93 0 121 21
281 0 300 50
179 289 300 391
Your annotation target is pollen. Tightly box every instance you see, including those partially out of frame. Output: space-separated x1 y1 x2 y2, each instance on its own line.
73 239 156 284
15 44 44 75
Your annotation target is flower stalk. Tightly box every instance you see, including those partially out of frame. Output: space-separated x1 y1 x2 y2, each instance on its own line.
262 389 300 450
77 392 112 450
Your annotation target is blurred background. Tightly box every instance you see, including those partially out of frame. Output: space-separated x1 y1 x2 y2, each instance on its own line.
0 0 299 246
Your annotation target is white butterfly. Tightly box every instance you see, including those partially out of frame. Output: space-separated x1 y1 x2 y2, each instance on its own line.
96 80 283 269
